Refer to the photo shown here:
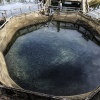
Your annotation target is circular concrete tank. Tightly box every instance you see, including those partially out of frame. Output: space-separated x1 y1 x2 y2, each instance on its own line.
5 23 100 96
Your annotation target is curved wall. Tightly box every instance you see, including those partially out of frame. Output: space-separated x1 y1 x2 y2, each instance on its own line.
0 11 100 100
0 12 49 88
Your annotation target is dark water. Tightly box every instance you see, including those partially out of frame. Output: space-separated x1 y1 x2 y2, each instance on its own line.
5 25 100 96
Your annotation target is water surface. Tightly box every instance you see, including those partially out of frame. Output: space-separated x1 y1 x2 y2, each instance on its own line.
5 25 100 96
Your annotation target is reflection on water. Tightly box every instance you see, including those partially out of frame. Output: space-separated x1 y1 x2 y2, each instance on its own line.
5 25 100 96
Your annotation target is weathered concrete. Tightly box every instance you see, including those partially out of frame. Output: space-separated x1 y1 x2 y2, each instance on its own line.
53 12 100 41
0 86 61 100
85 87 100 100
3 23 47 55
0 52 20 88
0 11 100 100
0 12 49 52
